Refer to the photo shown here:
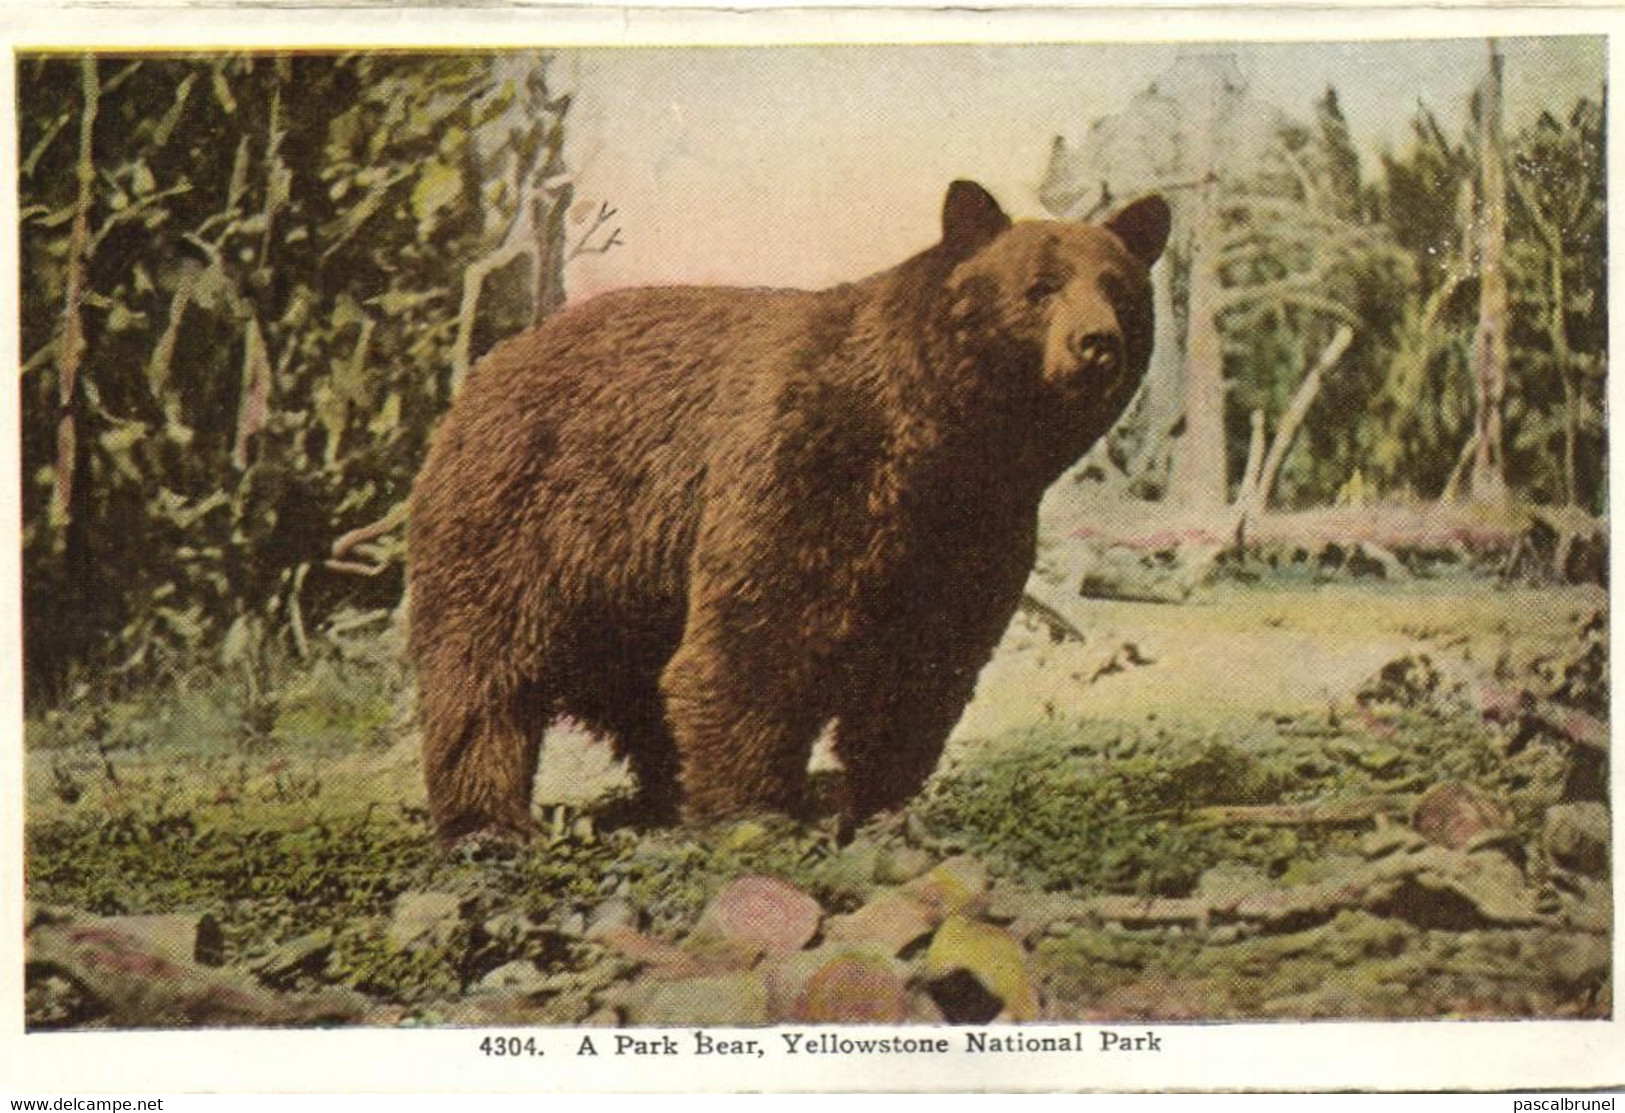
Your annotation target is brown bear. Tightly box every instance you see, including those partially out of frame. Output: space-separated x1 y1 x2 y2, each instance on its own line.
407 180 1169 840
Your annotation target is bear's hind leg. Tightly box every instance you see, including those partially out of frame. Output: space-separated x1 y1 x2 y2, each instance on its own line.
420 673 545 842
594 694 684 826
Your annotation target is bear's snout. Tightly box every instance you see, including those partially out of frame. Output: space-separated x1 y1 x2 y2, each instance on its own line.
1069 330 1122 375
1045 298 1128 391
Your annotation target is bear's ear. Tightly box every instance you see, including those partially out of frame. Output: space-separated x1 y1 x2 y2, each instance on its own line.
1104 195 1172 267
941 180 1012 254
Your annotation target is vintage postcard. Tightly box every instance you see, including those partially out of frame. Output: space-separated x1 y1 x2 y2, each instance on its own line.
2 1 1621 1094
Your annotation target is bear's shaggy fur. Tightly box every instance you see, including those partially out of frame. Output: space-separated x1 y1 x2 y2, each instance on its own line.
408 181 1169 839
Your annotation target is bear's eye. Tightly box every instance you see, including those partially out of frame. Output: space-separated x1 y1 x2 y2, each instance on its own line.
1025 276 1065 305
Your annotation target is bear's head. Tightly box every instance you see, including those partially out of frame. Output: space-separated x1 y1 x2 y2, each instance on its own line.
935 180 1170 461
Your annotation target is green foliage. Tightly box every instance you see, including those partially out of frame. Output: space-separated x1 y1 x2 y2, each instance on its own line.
1046 58 1605 515
19 52 574 698
1505 100 1608 509
27 796 431 937
916 723 1303 897
1360 95 1607 509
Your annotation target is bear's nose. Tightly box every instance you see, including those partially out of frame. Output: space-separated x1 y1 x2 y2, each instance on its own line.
1070 331 1122 374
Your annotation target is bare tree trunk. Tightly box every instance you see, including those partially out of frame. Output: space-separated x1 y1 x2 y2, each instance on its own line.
1232 410 1266 545
532 98 572 326
1469 39 1510 507
450 58 572 398
1167 179 1228 510
1509 166 1577 506
1239 410 1266 500
1131 247 1185 488
1441 429 1480 504
52 57 99 530
1254 327 1354 513
1234 326 1353 539
1542 209 1578 509
1558 270 1578 508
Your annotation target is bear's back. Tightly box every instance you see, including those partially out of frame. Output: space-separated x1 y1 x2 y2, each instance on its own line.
408 282 838 666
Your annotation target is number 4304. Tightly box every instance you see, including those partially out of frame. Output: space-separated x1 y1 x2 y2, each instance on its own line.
480 1036 543 1057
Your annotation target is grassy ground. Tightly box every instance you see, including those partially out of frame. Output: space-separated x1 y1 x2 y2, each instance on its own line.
23 576 1611 1024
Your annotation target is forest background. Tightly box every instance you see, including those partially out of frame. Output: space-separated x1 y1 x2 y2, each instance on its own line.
17 39 1605 701
13 36 1614 1032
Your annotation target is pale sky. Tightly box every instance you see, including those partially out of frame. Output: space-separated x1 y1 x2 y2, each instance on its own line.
558 37 1604 298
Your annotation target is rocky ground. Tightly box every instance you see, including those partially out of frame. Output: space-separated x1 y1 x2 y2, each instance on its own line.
23 577 1613 1028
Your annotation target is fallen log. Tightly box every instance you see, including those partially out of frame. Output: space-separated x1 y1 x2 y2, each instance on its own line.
1017 589 1088 643
1191 795 1415 829
26 907 371 1029
1077 844 1547 935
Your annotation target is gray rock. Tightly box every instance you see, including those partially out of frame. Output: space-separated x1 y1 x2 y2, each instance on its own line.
1359 823 1428 861
387 891 468 950
1557 875 1612 935
1411 781 1512 851
584 898 639 940
1197 862 1269 904
478 960 553 994
483 911 545 947
86 913 225 967
1544 803 1610 877
249 929 333 987
625 972 771 1026
1545 933 1611 993
874 846 936 886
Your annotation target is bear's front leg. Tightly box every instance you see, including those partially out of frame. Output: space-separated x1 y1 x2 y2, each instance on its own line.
832 519 1035 832
834 661 981 827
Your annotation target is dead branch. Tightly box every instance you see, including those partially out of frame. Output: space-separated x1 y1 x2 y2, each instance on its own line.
1420 266 1473 333
287 563 311 660
1018 590 1088 643
21 112 72 179
100 59 142 96
570 229 624 258
325 502 410 577
22 341 57 377
51 58 100 528
1467 40 1511 509
449 239 526 395
230 315 273 471
566 200 624 261
1235 326 1354 532
151 72 198 149
27 909 369 1028
143 282 193 400
1278 143 1328 212
1524 699 1608 756
1193 794 1414 828
1256 327 1353 506
316 166 412 264
324 559 393 578
1231 411 1267 545
331 502 408 563
88 182 194 254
